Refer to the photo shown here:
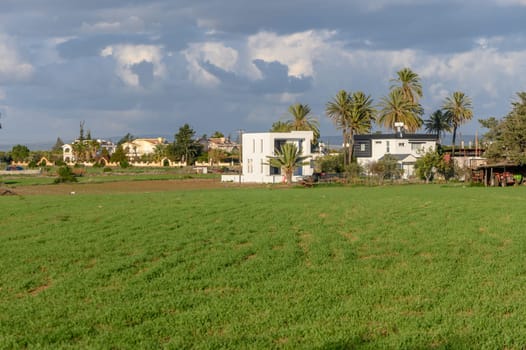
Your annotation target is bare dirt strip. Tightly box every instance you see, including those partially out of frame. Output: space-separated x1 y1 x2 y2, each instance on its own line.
1 179 266 196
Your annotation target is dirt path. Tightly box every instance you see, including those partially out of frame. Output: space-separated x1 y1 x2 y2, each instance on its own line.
2 179 254 196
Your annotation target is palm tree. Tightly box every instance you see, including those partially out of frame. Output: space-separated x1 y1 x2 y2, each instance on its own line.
270 120 291 132
378 89 423 132
326 90 352 166
267 143 310 186
326 90 376 167
442 91 473 153
390 67 423 104
424 110 452 142
286 103 320 142
348 91 376 163
153 144 167 163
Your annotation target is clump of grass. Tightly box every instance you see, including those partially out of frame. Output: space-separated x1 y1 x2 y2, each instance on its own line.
54 166 78 183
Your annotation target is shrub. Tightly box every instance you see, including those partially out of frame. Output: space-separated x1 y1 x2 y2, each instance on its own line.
54 166 78 183
103 167 112 173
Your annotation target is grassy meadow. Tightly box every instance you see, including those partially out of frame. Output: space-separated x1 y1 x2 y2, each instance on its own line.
1 184 526 348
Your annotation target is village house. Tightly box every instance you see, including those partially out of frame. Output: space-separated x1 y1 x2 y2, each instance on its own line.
121 137 167 159
353 132 438 179
222 130 315 183
62 139 117 163
206 137 238 153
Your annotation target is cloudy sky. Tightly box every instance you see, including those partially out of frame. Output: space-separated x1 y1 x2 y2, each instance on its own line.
1 0 526 148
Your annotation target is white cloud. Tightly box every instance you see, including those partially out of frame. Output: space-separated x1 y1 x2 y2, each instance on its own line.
248 30 338 78
100 44 166 87
0 33 33 82
183 42 242 87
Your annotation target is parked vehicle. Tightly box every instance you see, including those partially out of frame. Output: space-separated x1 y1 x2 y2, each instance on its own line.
5 165 23 171
493 172 515 187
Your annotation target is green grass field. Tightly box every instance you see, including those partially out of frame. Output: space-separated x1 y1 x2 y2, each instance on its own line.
1 185 526 348
0 168 218 186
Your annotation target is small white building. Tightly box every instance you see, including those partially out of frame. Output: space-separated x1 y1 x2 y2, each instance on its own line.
223 131 315 183
354 132 438 179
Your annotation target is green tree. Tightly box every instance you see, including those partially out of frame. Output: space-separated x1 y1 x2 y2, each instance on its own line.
72 142 87 163
286 103 320 142
172 124 202 165
390 67 423 104
10 144 30 162
54 166 78 183
326 90 352 167
480 92 526 164
317 154 345 173
415 148 442 183
270 120 292 132
367 154 403 183
442 91 473 154
52 137 64 153
110 145 127 163
347 91 376 163
326 90 375 168
78 121 86 141
152 144 167 163
208 148 227 165
424 110 452 141
378 89 423 132
118 133 135 145
267 143 310 186
210 131 224 138
86 139 100 161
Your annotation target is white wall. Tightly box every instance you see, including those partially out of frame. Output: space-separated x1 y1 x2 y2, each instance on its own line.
240 131 314 183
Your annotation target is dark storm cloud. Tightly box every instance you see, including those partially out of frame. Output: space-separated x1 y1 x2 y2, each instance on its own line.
199 59 312 94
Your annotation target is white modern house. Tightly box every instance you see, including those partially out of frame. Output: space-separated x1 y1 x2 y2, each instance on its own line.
354 132 438 179
222 130 315 183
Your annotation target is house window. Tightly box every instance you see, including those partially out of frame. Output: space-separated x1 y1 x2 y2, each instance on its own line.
411 143 424 151
375 141 382 144
260 139 263 153
386 141 390 153
398 142 405 147
260 159 264 174
252 139 255 153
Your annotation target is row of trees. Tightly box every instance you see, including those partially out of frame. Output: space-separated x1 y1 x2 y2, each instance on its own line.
1 122 229 167
270 67 474 169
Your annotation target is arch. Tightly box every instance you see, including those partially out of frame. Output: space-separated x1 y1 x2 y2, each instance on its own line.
161 157 171 167
37 157 53 166
98 158 109 166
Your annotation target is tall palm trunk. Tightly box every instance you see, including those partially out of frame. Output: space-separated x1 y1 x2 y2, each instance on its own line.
348 130 354 166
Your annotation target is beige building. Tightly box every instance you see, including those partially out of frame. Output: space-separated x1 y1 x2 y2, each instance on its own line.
121 138 167 159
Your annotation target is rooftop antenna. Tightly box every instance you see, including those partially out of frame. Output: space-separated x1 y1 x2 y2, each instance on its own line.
394 122 404 138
